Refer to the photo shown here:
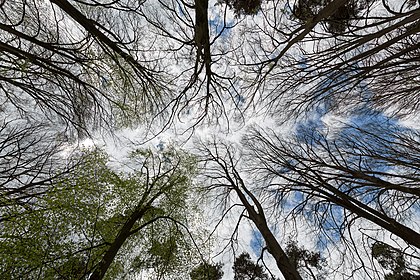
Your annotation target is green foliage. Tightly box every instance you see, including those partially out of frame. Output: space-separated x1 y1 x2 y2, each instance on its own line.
0 149 117 278
0 147 199 279
384 272 420 280
372 242 406 273
233 252 271 280
218 0 262 16
148 232 180 268
129 218 197 279
292 0 370 33
190 262 224 280
55 256 87 279
372 242 420 280
285 240 326 270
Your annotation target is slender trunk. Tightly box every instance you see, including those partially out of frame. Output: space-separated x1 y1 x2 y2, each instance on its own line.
232 184 303 280
326 191 420 249
50 0 148 73
297 167 420 249
340 168 420 197
89 206 150 280
195 0 210 62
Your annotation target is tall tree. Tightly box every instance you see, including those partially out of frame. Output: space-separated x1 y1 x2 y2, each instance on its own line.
235 0 420 119
372 241 420 280
0 119 75 221
233 252 272 280
243 124 420 249
0 0 167 133
285 240 327 280
0 146 201 280
190 261 224 280
199 140 303 280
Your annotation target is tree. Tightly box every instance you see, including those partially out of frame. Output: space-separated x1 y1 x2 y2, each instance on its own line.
190 261 224 280
0 146 201 280
0 0 168 134
224 119 420 278
233 252 271 280
2 0 420 279
197 114 420 278
243 124 420 249
0 0 171 243
198 139 303 280
242 0 420 119
372 241 420 280
0 119 76 222
292 0 371 33
285 240 327 280
3 0 419 130
219 0 262 16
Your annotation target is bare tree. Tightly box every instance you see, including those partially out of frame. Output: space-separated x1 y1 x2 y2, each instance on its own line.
0 0 171 135
198 139 304 280
2 0 419 127
243 124 420 248
228 0 420 118
235 121 420 280
0 119 76 220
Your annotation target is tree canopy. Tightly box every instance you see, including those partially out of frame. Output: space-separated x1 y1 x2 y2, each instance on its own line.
0 147 201 279
1 0 419 279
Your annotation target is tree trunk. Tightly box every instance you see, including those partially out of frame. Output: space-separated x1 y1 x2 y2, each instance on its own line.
89 206 150 280
232 183 303 280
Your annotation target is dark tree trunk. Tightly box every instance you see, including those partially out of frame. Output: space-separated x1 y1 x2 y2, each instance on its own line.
89 206 150 280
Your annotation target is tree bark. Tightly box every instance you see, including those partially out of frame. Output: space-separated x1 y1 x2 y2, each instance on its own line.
323 187 420 249
231 178 303 280
89 206 150 280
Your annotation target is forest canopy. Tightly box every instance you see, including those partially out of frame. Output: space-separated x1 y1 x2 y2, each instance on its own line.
1 0 419 279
